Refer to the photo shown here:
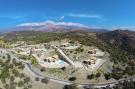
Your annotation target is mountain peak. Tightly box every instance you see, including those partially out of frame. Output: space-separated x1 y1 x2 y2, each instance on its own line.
3 21 108 33
17 20 89 28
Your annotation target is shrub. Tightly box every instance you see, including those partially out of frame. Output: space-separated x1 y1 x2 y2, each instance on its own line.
41 78 49 84
87 74 94 80
68 77 76 81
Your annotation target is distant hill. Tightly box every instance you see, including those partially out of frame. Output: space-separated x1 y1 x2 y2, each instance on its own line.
2 30 61 43
98 30 135 55
63 30 135 63
3 21 108 33
63 30 135 55
1 29 135 63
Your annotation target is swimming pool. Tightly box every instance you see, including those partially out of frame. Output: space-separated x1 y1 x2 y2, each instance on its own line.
57 60 65 64
42 48 47 52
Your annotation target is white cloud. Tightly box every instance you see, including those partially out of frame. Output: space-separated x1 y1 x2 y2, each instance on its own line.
59 16 65 21
67 13 102 19
17 20 89 28
111 25 135 30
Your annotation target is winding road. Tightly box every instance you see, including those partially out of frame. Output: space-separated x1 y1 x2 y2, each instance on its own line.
2 48 135 88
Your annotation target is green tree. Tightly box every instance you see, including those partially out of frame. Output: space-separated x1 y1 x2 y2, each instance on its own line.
4 84 9 89
63 84 79 89
24 76 31 84
41 78 49 84
95 72 101 79
12 69 19 77
87 74 94 80
35 77 39 81
19 73 25 78
18 81 24 87
104 73 112 80
68 77 76 81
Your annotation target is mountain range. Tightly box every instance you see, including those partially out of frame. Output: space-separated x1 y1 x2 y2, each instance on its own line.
3 21 108 33
1 23 135 64
0 20 135 58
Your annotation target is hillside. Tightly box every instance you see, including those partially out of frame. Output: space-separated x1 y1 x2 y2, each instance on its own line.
98 30 135 55
62 30 135 63
1 29 135 63
2 30 61 43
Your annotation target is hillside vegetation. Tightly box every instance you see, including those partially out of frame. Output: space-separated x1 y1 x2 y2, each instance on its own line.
2 30 135 64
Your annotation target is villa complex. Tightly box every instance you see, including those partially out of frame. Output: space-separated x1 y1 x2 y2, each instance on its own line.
11 39 106 71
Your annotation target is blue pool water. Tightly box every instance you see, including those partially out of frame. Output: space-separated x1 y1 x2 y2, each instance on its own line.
42 48 47 52
57 60 65 64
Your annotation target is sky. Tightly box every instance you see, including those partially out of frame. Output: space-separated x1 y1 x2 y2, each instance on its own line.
0 0 135 30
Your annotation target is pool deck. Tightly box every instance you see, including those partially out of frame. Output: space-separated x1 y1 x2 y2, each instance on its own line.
32 54 69 68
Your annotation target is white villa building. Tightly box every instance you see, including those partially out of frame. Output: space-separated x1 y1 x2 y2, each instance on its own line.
60 42 80 50
11 41 106 70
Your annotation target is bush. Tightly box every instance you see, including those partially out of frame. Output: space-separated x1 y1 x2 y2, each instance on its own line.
87 74 94 80
112 73 122 80
12 69 19 77
95 72 101 78
40 68 45 72
18 81 24 87
19 73 25 78
24 77 31 84
68 77 76 81
10 76 15 82
7 54 11 60
63 84 78 89
104 73 112 80
61 67 66 71
2 56 5 59
35 77 40 81
41 78 49 84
